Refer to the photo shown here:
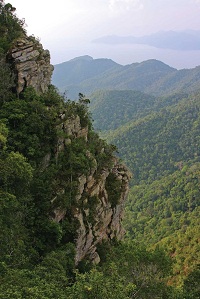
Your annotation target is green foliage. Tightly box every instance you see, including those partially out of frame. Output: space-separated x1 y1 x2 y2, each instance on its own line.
0 53 15 106
182 265 200 299
0 87 60 164
124 163 200 285
0 121 34 268
57 137 93 177
0 267 68 299
105 172 123 207
0 192 30 268
90 90 157 131
65 267 132 299
1 151 33 186
0 121 8 149
0 1 26 52
107 93 200 184
41 84 64 109
77 93 92 128
96 241 176 299
88 86 200 288
0 238 179 299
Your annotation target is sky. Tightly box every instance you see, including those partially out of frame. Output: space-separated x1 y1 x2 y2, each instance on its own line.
7 0 200 68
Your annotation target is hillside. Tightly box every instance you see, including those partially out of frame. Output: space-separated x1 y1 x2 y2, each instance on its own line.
52 56 200 99
89 90 188 132
106 92 200 184
99 91 200 285
1 2 188 298
124 164 200 285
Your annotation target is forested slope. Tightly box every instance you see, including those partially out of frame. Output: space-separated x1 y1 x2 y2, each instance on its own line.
89 90 189 132
124 164 200 284
100 91 200 286
0 2 191 298
107 93 200 184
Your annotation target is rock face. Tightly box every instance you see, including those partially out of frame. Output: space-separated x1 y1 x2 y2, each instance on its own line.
7 36 53 95
53 114 132 264
74 160 131 264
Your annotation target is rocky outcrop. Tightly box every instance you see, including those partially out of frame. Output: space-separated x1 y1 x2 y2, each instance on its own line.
55 113 88 161
53 114 132 264
7 36 53 95
74 160 131 264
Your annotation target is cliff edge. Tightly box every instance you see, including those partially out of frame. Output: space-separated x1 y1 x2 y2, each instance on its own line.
7 36 53 95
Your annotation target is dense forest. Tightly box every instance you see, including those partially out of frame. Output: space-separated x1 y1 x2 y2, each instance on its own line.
89 90 188 132
106 93 200 183
88 79 200 290
0 1 199 298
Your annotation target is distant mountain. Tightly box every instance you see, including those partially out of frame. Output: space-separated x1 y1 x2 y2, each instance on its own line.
52 56 200 99
52 55 121 98
93 30 200 51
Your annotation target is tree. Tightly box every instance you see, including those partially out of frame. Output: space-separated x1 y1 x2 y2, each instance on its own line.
65 267 132 299
0 1 26 52
0 53 15 106
183 265 200 299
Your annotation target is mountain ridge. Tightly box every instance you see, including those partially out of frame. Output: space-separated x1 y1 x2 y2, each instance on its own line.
52 56 200 99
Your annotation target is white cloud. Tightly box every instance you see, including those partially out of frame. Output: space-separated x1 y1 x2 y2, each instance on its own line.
109 0 144 13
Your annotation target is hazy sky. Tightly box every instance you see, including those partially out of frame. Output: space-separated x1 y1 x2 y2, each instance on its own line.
8 0 200 68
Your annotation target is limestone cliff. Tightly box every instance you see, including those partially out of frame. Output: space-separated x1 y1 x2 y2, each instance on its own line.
7 36 53 95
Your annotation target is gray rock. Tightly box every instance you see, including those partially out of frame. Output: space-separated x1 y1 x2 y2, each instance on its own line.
8 36 53 94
